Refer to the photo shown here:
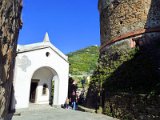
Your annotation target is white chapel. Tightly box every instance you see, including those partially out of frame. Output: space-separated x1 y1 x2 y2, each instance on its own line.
12 33 69 109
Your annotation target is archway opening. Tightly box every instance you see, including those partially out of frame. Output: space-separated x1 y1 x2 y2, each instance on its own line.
29 67 59 105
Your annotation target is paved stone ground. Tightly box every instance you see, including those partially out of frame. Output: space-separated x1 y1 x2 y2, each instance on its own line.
11 105 118 120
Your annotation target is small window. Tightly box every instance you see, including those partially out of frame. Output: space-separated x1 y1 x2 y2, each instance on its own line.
46 52 50 57
42 84 48 95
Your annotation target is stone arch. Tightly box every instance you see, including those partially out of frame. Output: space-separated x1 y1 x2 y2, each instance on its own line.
29 66 60 105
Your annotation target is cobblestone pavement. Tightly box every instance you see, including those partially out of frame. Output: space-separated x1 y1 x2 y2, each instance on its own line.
11 105 118 120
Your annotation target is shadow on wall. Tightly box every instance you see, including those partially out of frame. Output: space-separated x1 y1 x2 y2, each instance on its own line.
86 0 160 119
105 0 160 92
103 0 160 119
145 0 160 30
102 42 160 120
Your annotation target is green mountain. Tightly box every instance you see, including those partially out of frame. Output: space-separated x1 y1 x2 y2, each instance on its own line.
67 45 99 76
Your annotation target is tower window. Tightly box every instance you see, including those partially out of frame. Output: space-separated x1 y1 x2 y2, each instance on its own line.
120 21 123 24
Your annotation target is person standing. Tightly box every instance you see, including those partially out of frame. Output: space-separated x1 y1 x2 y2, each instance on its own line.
71 91 77 110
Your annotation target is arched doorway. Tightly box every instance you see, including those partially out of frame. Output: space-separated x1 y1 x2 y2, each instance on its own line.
29 67 59 105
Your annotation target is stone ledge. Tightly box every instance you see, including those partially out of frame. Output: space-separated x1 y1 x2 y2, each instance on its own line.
78 105 96 113
100 27 160 52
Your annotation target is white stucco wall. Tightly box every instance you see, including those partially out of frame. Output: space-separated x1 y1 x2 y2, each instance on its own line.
13 42 69 109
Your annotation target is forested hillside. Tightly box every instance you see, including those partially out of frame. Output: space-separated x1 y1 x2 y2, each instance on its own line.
68 46 99 76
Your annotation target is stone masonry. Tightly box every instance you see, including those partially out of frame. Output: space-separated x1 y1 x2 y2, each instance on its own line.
97 0 160 119
98 0 160 51
0 0 22 119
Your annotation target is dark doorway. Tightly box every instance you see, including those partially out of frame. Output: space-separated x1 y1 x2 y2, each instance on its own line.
30 82 38 103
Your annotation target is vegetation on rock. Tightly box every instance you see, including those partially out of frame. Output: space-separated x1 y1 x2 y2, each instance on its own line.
86 41 160 119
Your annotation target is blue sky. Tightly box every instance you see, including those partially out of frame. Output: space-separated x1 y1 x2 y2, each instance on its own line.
18 0 100 54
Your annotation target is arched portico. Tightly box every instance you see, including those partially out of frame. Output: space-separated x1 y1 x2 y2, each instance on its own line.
29 66 59 105
13 33 69 109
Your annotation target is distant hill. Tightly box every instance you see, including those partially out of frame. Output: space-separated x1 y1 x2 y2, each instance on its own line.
67 46 99 76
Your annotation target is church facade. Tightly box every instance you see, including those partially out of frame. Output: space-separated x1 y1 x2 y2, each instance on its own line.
12 33 69 109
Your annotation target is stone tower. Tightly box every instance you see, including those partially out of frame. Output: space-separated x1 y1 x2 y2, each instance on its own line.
94 0 160 119
0 0 22 119
98 0 160 52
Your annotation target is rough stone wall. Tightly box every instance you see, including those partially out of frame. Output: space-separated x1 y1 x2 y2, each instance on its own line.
0 0 22 119
98 0 160 47
95 0 160 119
104 93 160 119
100 40 160 119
